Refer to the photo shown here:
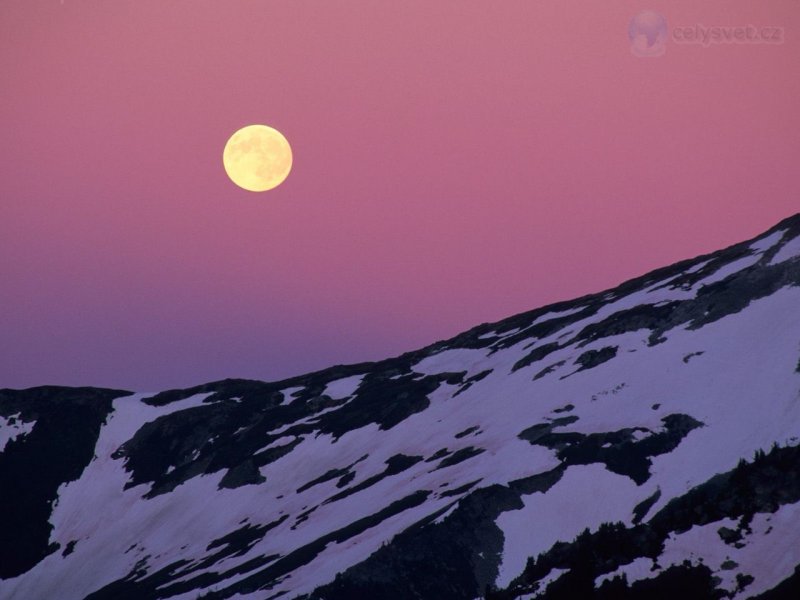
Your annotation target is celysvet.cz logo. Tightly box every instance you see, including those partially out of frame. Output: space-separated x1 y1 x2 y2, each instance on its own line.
628 11 669 57
629 11 785 57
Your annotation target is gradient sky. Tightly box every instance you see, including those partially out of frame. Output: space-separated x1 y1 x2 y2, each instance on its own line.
2 1 798 391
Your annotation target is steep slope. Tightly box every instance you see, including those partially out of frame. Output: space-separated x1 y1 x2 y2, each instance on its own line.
2 214 800 600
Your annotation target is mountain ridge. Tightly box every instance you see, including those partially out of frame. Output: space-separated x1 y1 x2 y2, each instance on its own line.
2 212 800 599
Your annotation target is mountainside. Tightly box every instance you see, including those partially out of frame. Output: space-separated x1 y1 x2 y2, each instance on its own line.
3 214 800 600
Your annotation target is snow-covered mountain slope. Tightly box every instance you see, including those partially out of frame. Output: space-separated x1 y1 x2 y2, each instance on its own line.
3 214 800 600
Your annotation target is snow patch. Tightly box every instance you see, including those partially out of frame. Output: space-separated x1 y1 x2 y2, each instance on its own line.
685 259 712 274
280 386 304 405
698 254 760 287
522 568 570 598
769 233 800 265
533 306 586 323
411 348 489 376
322 375 364 399
750 230 785 254
0 413 35 452
495 465 641 588
595 556 656 587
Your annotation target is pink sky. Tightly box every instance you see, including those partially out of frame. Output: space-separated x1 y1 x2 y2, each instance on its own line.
1 1 798 391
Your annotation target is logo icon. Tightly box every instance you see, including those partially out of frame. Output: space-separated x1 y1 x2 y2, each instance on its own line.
629 11 668 57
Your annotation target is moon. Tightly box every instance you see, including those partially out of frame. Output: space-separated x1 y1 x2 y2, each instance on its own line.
223 124 292 192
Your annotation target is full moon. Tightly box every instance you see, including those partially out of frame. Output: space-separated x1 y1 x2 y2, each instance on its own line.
223 124 292 192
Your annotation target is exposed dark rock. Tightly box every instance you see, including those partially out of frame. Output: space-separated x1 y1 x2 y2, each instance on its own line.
323 454 424 505
509 466 566 495
490 306 600 354
513 343 562 373
62 540 78 557
632 488 661 524
534 361 566 381
297 454 369 494
0 386 131 578
296 455 368 494
112 400 305 498
736 573 755 593
315 371 454 439
574 346 619 372
518 423 556 445
110 368 455 499
143 379 282 408
218 458 266 489
519 414 704 485
491 442 800 599
594 562 726 600
312 485 523 600
432 214 800 364
455 425 480 439
435 446 486 470
207 490 433 598
454 369 494 397
206 516 288 557
336 471 356 488
87 537 283 600
440 479 482 498
717 526 743 546
297 466 351 494
577 304 680 348
682 351 705 364
425 448 452 463
550 415 580 428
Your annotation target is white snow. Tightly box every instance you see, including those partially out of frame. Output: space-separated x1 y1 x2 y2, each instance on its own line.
595 556 656 587
0 413 35 452
322 374 364 399
749 230 785 254
411 347 490 376
280 386 304 405
0 393 237 599
769 233 800 265
685 259 712 274
493 287 800 589
697 254 761 287
527 568 570 598
495 465 642 588
479 327 521 340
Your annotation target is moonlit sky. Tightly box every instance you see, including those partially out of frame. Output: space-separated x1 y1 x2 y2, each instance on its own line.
2 1 798 391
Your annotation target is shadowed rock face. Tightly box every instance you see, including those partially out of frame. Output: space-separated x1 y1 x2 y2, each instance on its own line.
111 369 461 499
574 346 619 373
519 413 704 485
2 214 800 600
0 387 132 578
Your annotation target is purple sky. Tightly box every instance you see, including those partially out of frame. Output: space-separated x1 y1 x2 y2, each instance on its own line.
1 1 798 391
